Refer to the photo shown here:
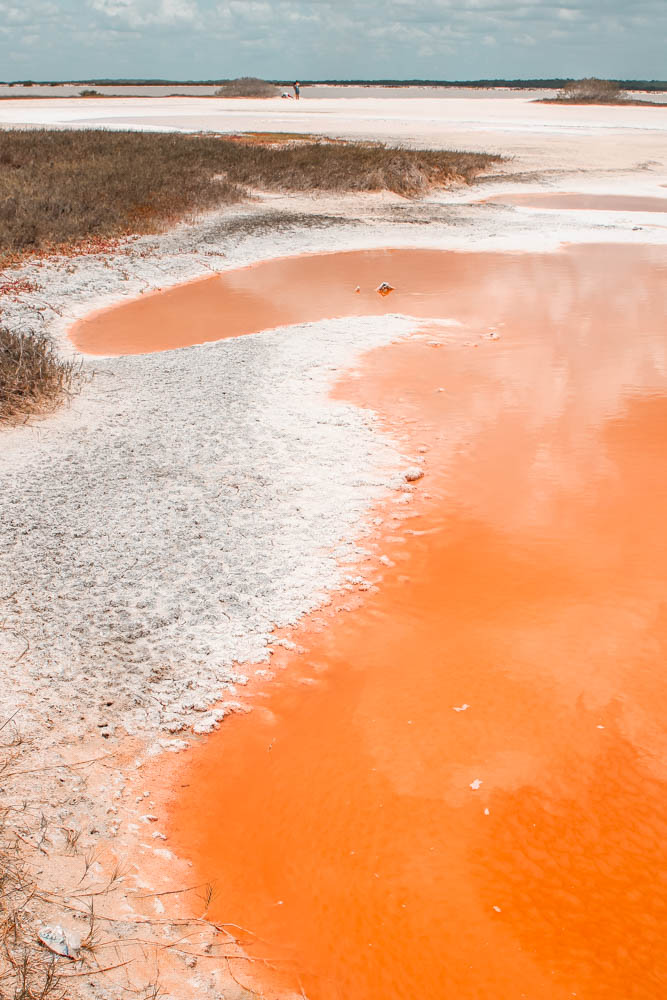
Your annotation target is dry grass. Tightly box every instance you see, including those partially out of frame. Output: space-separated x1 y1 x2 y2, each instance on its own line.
0 129 500 262
222 138 497 196
0 741 62 1000
0 130 242 261
0 327 80 424
215 77 279 98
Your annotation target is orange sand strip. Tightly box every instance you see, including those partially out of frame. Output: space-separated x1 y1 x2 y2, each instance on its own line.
162 244 667 1000
491 192 667 212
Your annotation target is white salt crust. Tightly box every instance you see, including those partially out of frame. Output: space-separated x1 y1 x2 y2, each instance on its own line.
0 308 415 735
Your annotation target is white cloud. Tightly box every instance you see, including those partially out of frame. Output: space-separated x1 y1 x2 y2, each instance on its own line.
0 0 665 80
89 0 200 28
0 3 31 23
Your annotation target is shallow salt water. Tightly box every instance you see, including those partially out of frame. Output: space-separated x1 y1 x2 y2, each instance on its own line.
69 247 528 356
108 243 667 1000
490 192 667 212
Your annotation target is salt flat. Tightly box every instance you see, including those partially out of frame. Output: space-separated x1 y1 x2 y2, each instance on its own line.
1 91 667 1000
2 92 666 172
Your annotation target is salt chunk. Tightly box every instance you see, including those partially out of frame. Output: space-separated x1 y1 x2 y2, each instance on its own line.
38 926 80 959
404 468 424 483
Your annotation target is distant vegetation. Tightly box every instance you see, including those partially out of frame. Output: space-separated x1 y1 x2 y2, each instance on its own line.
0 129 500 263
79 88 102 97
540 77 665 106
215 77 279 98
296 78 667 92
557 78 625 103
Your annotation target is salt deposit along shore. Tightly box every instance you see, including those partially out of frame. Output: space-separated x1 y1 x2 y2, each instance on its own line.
1 98 666 999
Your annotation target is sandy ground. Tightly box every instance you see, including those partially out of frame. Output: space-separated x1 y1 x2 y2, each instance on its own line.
1 99 666 998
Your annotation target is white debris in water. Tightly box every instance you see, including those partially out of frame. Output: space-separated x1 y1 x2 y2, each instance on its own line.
453 704 470 712
470 779 483 790
267 638 298 651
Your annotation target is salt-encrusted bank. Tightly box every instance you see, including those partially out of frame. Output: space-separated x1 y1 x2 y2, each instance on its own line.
2 189 667 742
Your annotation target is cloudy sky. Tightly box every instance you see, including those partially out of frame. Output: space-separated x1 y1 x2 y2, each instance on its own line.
1 0 664 82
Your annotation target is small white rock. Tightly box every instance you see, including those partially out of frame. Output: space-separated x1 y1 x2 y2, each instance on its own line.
38 925 81 959
404 468 424 483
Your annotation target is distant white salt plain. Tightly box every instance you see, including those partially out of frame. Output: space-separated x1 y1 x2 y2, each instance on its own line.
1 85 558 99
2 84 666 102
1 90 666 173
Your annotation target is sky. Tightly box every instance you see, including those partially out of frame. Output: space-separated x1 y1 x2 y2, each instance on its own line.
1 0 665 82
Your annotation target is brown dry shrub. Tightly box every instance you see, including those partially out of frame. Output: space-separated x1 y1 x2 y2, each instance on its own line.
215 77 279 97
0 130 243 259
223 139 496 196
0 130 500 260
0 789 62 1000
0 327 80 424
557 78 625 103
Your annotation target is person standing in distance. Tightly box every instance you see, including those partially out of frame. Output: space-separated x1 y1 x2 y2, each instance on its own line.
293 81 300 100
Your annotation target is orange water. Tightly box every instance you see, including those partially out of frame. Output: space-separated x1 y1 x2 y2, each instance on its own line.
161 244 667 999
68 247 563 356
491 192 667 213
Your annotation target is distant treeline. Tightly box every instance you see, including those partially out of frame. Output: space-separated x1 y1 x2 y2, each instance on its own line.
305 79 667 92
5 78 667 92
